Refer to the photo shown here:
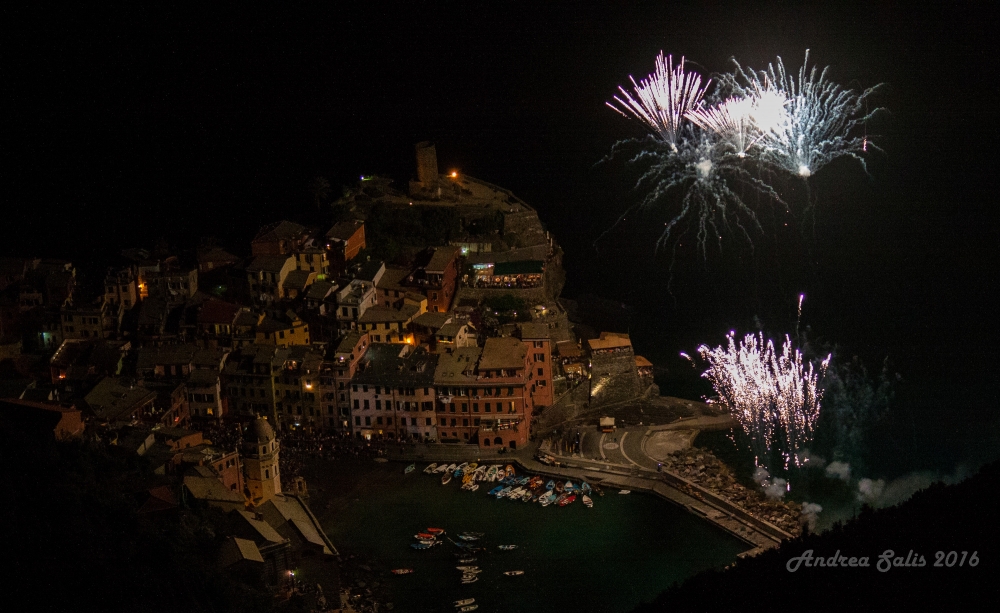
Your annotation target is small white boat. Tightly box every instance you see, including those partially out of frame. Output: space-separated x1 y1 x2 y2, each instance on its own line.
459 606 479 612
404 463 416 474
446 463 458 472
434 464 449 474
424 463 438 474
461 576 479 584
498 544 518 551
442 474 452 485
582 495 593 508
618 489 631 495
454 599 475 608
503 570 524 576
456 566 481 572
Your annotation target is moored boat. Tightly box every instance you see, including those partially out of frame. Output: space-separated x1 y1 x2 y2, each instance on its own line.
415 532 436 540
618 489 631 495
457 534 478 542
456 566 480 572
546 479 555 490
457 557 476 563
497 486 512 498
424 463 438 474
441 473 452 485
498 544 518 550
411 543 433 550
391 568 414 575
460 576 478 584
459 605 479 612
582 495 593 508
404 463 416 474
559 494 577 507
581 481 592 494
504 464 515 476
539 490 557 506
426 527 446 535
454 598 475 607
503 570 524 576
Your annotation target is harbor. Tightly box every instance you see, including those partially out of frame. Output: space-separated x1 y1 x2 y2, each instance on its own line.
305 457 748 613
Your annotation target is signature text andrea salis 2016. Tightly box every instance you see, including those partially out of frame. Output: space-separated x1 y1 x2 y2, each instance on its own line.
786 550 980 572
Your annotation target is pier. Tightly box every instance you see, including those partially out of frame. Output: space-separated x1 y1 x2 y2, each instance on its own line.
385 433 793 555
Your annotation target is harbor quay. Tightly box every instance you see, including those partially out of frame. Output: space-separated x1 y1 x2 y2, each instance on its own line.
384 431 791 555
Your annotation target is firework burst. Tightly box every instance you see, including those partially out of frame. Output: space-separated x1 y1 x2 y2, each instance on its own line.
607 53 709 150
697 331 830 472
605 49 882 255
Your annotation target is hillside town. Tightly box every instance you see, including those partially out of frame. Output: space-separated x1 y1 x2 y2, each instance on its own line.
0 143 669 608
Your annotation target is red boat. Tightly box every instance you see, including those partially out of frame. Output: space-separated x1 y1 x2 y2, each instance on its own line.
558 494 577 507
426 527 445 535
415 533 436 540
391 568 414 575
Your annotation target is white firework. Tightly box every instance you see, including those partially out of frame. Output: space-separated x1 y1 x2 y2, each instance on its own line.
724 50 881 177
607 52 709 150
698 331 830 471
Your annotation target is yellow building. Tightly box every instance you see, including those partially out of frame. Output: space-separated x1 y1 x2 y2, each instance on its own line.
242 416 281 506
255 311 311 347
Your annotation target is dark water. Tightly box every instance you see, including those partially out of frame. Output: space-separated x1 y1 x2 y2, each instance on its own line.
312 461 746 613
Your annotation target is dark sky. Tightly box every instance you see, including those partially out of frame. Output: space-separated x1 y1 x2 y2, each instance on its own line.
7 2 999 466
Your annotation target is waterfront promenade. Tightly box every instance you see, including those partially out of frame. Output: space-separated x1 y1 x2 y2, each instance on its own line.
382 423 792 555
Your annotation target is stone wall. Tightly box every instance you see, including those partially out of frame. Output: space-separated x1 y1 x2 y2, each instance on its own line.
589 351 641 407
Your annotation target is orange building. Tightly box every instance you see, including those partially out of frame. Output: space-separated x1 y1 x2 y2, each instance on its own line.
326 220 366 268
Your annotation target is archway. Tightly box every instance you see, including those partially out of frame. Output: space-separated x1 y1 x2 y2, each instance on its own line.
509 440 517 450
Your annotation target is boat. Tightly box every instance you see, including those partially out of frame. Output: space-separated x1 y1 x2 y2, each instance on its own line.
456 566 480 572
486 465 498 481
460 531 485 538
391 568 414 575
581 481 592 494
424 463 438 474
446 463 458 472
498 544 518 551
404 463 416 474
497 486 512 499
545 480 555 490
618 489 631 495
594 485 604 497
539 490 557 506
582 495 593 508
426 528 446 535
559 494 577 507
461 576 478 584
441 473 452 485
415 532 436 540
495 468 505 480
434 464 450 473
457 557 476 563
507 487 524 499
467 463 478 472
462 483 479 492
416 539 436 545
504 464 515 475
457 534 479 541
459 606 479 612
564 480 575 492
504 570 525 576
454 599 475 607
488 485 504 496
411 543 433 550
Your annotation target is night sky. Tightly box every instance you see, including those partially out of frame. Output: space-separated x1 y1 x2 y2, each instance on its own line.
8 3 999 471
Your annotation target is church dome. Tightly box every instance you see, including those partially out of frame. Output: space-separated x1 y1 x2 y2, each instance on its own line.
245 415 276 445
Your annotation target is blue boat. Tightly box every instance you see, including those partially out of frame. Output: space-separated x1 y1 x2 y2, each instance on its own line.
411 543 433 550
518 477 530 485
581 481 592 494
488 485 504 496
546 480 555 490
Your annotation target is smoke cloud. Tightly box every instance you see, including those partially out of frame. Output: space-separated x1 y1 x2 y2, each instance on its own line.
825 461 852 481
857 466 971 507
800 502 823 531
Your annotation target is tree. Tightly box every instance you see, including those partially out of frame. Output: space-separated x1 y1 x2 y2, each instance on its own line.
309 176 331 210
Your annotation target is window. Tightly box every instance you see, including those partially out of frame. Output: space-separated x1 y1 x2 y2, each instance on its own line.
279 330 285 339
353 399 359 409
463 403 470 413
463 418 469 426
473 403 479 413
423 387 429 395
377 417 383 425
538 368 544 376
376 400 382 410
375 386 381 394
485 403 491 413
352 384 358 392
450 418 457 426
508 387 514 396
365 416 371 425
363 399 370 409
387 417 393 425
425 417 432 425
474 418 481 426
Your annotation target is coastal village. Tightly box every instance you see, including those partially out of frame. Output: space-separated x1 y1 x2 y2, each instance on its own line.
0 143 804 611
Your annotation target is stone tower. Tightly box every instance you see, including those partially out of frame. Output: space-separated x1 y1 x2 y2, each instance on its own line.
242 415 281 506
414 141 439 194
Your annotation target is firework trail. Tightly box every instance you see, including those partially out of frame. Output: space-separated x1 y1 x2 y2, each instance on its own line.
698 331 830 473
605 49 882 255
607 53 709 151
